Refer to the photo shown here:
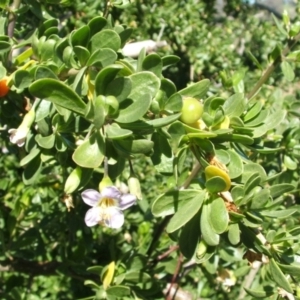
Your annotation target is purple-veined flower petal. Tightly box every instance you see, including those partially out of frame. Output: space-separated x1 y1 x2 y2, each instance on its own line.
81 189 101 207
119 193 137 210
101 186 121 199
85 207 102 227
104 207 124 229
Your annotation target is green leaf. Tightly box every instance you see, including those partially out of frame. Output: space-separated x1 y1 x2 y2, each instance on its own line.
0 41 11 55
272 14 288 37
87 48 117 67
72 131 105 168
243 101 263 122
269 258 293 293
146 113 181 128
89 29 121 54
242 163 267 183
20 148 41 166
71 25 90 47
166 191 205 233
284 155 298 170
201 199 220 246
34 65 58 80
209 197 229 234
244 286 274 298
205 177 227 193
253 108 286 138
142 53 162 77
162 55 180 67
115 72 160 123
152 189 204 217
163 93 182 112
223 93 246 117
269 184 294 199
113 139 153 156
88 16 107 36
94 64 123 96
14 70 32 89
93 96 106 129
281 61 295 82
277 263 300 278
260 208 297 219
73 46 90 66
179 213 200 259
245 50 263 70
244 173 261 195
40 39 56 61
179 79 210 99
105 77 131 103
196 243 216 264
35 100 52 122
106 286 131 297
228 223 240 245
29 79 86 115
22 155 42 185
247 144 283 154
35 134 55 149
250 189 270 209
106 123 132 140
211 132 254 145
119 28 133 47
227 149 243 179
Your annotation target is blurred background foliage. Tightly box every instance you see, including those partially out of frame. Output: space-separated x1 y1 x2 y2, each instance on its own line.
1 0 300 299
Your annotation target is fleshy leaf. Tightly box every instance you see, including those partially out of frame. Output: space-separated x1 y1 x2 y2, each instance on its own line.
29 79 86 115
166 191 205 233
269 258 293 293
72 131 105 168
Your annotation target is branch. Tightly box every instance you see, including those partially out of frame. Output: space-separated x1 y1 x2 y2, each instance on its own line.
247 31 300 100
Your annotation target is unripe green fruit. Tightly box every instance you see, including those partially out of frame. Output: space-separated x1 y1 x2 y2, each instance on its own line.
180 97 203 125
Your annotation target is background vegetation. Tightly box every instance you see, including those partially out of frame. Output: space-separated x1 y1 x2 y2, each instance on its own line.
1 0 300 299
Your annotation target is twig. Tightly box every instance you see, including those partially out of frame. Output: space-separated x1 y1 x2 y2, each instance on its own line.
7 0 21 38
237 261 262 300
180 162 202 189
165 253 183 300
247 31 300 100
157 245 179 261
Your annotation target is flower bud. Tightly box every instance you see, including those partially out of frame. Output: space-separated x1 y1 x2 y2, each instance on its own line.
64 166 82 194
127 174 142 200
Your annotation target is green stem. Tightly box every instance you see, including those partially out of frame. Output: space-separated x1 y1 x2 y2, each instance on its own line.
103 157 109 177
247 31 300 100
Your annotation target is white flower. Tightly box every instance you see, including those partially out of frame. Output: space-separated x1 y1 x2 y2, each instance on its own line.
8 127 30 147
81 186 137 229
8 110 35 147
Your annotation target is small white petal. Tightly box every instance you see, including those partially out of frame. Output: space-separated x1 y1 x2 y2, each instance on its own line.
85 207 101 227
104 207 124 229
81 189 101 207
8 128 27 147
101 186 121 199
119 193 136 210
